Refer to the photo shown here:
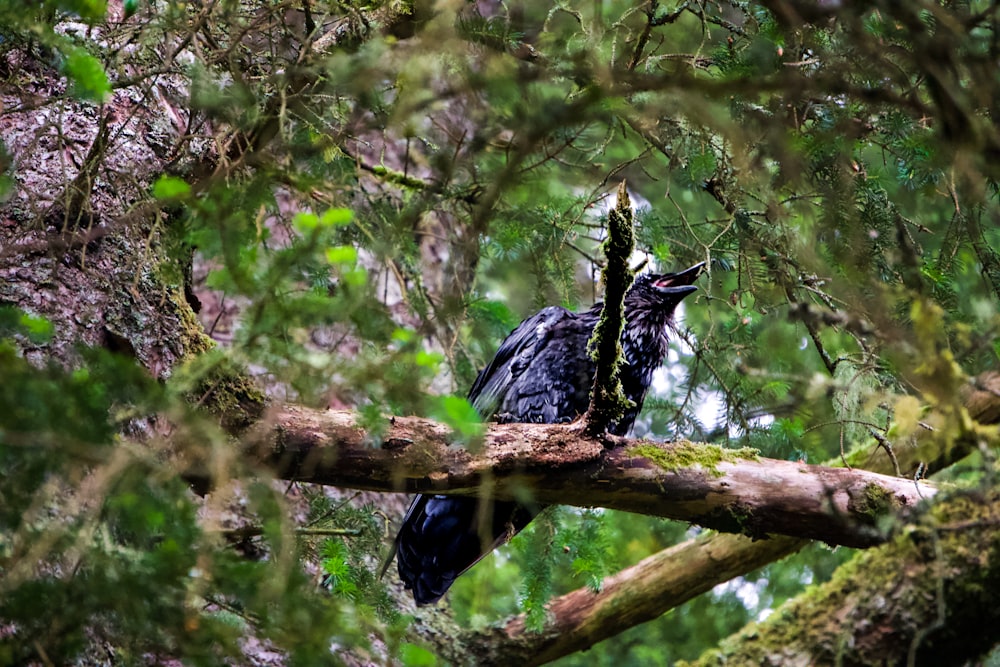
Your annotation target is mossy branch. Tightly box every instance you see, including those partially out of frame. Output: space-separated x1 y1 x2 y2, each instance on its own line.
247 406 934 549
458 372 1000 666
585 181 636 436
685 490 1000 667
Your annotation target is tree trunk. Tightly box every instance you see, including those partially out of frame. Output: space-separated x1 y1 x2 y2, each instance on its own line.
685 489 1000 666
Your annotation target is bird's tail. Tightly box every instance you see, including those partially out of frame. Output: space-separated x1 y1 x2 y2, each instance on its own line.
391 494 538 605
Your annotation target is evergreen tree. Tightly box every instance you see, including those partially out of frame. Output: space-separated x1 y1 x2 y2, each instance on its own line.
1 0 999 664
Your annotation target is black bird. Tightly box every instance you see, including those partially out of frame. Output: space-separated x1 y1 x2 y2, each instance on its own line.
389 263 704 605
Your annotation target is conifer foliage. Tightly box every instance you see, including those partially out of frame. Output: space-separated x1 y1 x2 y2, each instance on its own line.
1 0 1000 664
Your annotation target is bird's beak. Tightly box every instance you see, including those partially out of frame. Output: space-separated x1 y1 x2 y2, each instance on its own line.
668 262 706 285
652 262 705 292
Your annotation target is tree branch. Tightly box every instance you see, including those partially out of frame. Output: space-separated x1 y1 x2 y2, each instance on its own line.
247 407 933 550
466 532 804 667
461 370 1000 664
585 181 636 435
686 490 1000 666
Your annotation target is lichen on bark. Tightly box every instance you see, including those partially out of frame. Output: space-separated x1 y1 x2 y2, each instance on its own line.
585 181 636 436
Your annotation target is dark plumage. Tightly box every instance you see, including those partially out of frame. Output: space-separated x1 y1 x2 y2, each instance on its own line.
390 263 704 605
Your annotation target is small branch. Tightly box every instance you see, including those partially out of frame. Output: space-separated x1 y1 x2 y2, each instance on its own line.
467 532 803 667
868 426 902 477
584 181 636 436
219 526 362 540
628 1 691 71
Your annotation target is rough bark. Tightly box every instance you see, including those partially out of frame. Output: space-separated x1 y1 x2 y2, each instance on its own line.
686 490 1000 666
463 371 1000 665
0 52 209 376
248 406 933 549
467 532 805 667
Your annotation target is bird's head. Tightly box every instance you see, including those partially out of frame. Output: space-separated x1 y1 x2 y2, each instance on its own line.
627 262 705 314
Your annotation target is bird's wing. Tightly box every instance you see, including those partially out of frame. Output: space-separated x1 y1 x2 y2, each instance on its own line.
391 493 536 605
466 306 570 419
390 306 582 604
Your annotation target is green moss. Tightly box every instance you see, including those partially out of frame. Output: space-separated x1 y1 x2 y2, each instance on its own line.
685 526 918 666
705 502 759 538
174 290 216 357
848 482 900 526
585 181 636 434
371 164 432 190
687 489 1000 666
168 288 267 432
197 364 268 432
631 441 760 478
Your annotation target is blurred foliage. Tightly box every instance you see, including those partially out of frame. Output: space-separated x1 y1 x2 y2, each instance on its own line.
0 0 111 102
0 314 383 664
3 0 1000 663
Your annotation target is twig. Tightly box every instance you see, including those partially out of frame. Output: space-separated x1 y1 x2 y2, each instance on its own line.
868 426 902 477
220 526 362 540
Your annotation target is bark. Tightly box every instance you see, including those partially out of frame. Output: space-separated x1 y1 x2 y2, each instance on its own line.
685 490 1000 667
0 57 208 377
464 371 1000 665
467 532 805 667
248 406 933 549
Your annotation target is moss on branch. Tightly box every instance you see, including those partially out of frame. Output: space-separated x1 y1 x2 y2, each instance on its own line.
585 181 636 435
631 441 760 478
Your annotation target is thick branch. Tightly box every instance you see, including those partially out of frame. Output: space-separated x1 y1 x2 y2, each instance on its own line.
251 407 933 549
470 371 1000 664
687 490 1000 666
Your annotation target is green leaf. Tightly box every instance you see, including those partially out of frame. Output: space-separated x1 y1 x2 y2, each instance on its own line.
392 327 417 344
18 314 53 342
399 643 437 667
61 48 111 103
320 207 354 227
414 350 442 370
325 245 358 265
431 395 484 445
0 307 54 343
340 266 368 287
293 212 320 232
152 175 190 200
55 0 108 22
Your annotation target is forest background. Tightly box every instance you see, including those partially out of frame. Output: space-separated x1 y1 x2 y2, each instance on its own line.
2 0 1000 665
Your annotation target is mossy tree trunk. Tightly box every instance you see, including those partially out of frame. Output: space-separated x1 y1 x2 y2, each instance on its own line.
686 489 1000 667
